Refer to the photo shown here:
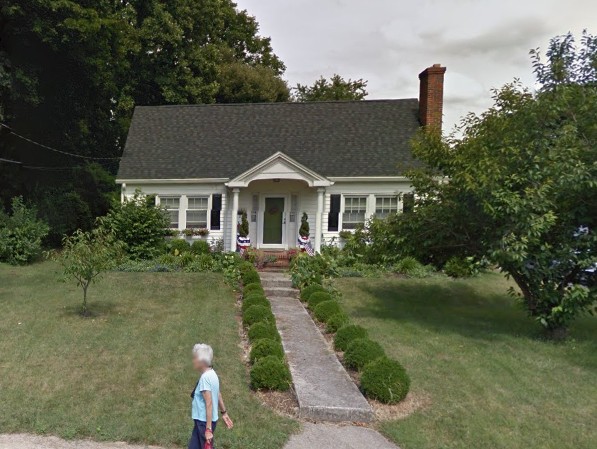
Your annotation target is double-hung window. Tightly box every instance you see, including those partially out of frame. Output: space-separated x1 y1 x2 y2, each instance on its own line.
161 197 180 228
375 196 398 219
186 196 209 228
342 196 367 229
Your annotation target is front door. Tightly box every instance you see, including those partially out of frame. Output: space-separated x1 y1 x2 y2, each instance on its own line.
263 197 284 245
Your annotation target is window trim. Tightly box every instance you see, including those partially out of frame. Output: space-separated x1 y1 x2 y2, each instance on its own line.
159 195 181 229
186 195 210 229
341 195 368 230
374 195 399 219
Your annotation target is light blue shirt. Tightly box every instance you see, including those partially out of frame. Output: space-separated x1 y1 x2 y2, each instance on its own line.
192 369 220 422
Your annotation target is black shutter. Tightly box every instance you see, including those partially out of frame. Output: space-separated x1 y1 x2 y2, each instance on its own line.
210 194 222 230
328 194 341 231
402 193 414 214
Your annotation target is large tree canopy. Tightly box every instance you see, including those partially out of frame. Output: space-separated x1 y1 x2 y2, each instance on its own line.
293 74 368 101
396 32 597 336
0 0 288 241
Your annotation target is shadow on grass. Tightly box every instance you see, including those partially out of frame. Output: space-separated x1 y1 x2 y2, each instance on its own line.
61 301 118 318
352 280 597 345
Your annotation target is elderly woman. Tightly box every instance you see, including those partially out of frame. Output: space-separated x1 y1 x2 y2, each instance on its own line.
189 344 233 449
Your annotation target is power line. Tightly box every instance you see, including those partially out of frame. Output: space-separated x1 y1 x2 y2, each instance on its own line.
0 157 22 165
0 123 121 160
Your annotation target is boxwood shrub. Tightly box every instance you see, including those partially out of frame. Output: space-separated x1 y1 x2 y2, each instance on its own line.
190 240 210 255
334 324 368 351
242 305 275 327
361 357 410 404
243 282 264 297
313 300 342 323
344 338 385 371
250 356 291 391
168 238 190 254
307 291 332 310
300 283 325 302
326 312 349 333
242 270 261 285
241 294 270 313
249 338 284 363
248 322 280 343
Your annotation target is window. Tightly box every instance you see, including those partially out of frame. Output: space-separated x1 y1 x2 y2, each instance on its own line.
375 196 398 218
161 197 180 228
342 196 367 229
186 196 209 228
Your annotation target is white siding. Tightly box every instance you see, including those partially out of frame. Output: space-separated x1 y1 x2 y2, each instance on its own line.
321 180 413 245
123 183 227 246
122 178 413 251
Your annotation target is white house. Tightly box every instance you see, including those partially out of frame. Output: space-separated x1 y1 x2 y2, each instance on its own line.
116 64 446 252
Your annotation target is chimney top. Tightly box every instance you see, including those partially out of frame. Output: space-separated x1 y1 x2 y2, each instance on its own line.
418 64 446 131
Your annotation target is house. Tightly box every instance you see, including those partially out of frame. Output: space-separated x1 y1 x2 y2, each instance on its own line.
116 64 446 252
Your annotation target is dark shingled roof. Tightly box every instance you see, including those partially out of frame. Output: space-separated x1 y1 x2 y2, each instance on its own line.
117 99 422 180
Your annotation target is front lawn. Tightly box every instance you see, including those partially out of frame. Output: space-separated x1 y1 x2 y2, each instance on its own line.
336 272 597 449
0 262 297 448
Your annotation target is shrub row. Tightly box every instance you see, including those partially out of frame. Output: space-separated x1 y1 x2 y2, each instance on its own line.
299 282 410 404
240 266 291 392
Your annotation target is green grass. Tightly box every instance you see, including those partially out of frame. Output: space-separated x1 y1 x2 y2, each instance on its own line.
335 272 597 449
0 262 297 448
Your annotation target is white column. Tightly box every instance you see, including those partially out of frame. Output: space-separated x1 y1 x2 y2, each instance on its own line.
120 183 126 203
230 188 240 251
315 187 325 253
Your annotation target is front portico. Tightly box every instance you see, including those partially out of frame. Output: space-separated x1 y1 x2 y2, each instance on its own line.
226 152 332 252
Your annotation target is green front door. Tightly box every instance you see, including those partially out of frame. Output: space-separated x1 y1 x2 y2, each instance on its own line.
263 197 284 244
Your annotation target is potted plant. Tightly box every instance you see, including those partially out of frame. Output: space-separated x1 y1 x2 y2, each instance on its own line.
237 209 251 252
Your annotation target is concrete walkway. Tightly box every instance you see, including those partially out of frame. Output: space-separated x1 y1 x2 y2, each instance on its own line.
259 272 373 422
283 423 399 449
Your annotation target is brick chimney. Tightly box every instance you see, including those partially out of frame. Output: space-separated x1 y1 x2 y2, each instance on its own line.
418 64 446 131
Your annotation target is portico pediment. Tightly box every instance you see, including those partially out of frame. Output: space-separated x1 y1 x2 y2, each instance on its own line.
226 151 332 188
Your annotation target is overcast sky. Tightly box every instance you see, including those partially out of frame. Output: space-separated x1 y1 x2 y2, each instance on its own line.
237 0 597 132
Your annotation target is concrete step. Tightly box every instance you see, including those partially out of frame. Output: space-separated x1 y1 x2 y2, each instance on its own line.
264 286 298 298
259 271 291 280
261 278 294 289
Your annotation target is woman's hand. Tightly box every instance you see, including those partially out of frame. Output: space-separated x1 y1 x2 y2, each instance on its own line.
205 428 213 442
222 412 234 429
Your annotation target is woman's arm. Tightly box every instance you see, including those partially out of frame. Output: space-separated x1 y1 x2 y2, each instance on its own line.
218 392 234 429
202 390 214 441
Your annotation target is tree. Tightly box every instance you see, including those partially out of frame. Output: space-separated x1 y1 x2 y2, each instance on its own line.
1 0 287 234
294 75 368 101
57 228 123 316
397 32 597 337
99 191 170 260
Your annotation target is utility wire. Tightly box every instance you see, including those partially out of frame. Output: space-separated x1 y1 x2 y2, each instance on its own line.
0 123 121 160
0 157 22 165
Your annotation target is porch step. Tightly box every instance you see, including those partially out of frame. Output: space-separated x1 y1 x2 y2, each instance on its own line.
261 278 294 289
264 286 298 298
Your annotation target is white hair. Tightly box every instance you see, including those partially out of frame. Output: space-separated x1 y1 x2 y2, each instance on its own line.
192 343 214 366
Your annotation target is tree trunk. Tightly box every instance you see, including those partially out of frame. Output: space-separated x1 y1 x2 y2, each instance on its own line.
82 284 89 316
545 325 568 341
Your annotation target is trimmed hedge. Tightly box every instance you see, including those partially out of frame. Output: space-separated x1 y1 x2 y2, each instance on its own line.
243 282 264 297
243 305 274 327
307 291 332 310
250 356 291 391
249 338 284 363
361 357 410 404
344 338 385 371
334 324 368 351
313 300 342 323
242 270 261 285
242 294 270 313
248 322 280 343
190 240 210 255
300 283 325 302
326 312 349 333
168 238 190 254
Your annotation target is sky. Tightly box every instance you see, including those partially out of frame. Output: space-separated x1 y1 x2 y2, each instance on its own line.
236 0 597 132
